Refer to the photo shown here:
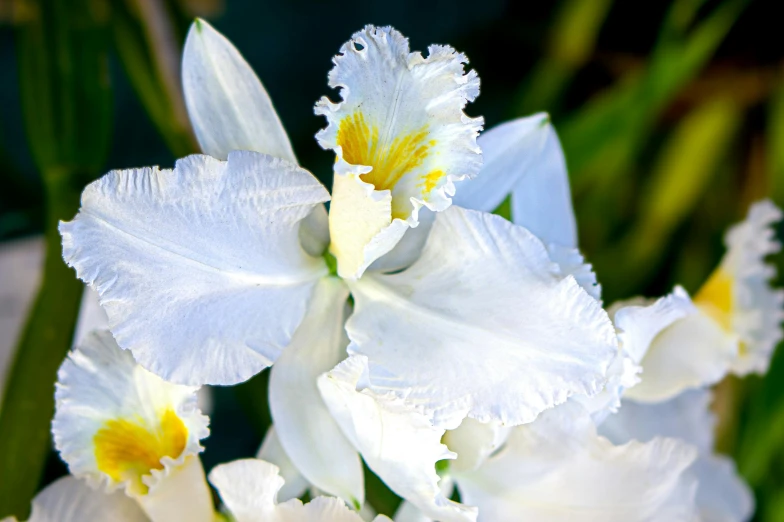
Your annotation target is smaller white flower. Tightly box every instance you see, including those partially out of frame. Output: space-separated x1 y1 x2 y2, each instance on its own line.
316 25 483 279
52 330 212 522
610 200 783 403
208 458 391 522
600 390 754 522
2 475 146 522
693 199 784 375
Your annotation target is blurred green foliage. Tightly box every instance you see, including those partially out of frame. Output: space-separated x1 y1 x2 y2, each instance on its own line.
0 0 111 514
0 0 782 519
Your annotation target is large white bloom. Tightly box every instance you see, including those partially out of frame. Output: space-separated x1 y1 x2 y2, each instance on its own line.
60 19 619 516
600 390 754 522
52 330 213 522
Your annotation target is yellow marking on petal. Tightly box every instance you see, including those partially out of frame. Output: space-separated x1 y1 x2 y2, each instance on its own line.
337 112 435 195
694 267 734 332
94 408 187 494
420 169 445 194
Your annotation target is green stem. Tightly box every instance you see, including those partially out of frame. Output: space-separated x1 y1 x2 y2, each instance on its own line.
0 170 84 519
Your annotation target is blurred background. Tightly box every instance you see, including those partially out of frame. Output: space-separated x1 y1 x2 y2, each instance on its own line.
0 0 783 519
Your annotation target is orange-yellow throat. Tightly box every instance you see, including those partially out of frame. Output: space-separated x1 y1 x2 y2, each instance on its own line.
94 408 187 494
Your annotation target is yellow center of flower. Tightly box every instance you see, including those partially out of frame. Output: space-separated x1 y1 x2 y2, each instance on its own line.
94 408 188 494
693 267 734 332
337 112 442 219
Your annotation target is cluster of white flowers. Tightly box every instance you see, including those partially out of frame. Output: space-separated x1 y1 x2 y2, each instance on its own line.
8 21 783 522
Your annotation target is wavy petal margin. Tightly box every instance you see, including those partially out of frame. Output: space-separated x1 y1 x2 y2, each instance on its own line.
316 25 482 279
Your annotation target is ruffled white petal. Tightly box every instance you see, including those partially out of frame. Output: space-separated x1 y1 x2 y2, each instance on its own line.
22 476 147 522
209 458 390 522
545 242 601 300
443 418 510 474
569 352 639 424
454 403 699 522
626 307 738 403
318 355 477 522
600 392 754 522
345 206 617 428
257 427 309 502
269 277 363 506
612 288 696 365
182 19 296 163
52 330 209 503
60 151 329 385
707 199 784 375
316 25 482 279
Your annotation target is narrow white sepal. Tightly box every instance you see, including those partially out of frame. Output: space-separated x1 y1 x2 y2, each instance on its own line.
182 18 296 163
269 277 364 506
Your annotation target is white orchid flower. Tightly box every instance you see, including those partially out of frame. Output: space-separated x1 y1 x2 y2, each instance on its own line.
608 200 783 403
600 390 754 522
60 19 620 515
314 26 483 280
397 401 700 522
209 458 392 522
52 330 213 522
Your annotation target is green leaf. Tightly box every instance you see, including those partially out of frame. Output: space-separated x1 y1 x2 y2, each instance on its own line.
0 0 112 517
516 0 614 115
16 0 113 182
595 96 741 296
0 172 85 519
111 0 199 157
560 0 748 194
767 82 784 207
